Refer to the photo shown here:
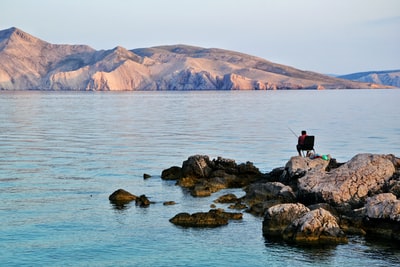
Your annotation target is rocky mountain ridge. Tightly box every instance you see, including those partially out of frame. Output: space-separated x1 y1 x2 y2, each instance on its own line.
339 70 400 87
0 27 393 90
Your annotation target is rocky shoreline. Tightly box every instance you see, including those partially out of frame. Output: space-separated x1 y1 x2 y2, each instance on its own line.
109 153 400 245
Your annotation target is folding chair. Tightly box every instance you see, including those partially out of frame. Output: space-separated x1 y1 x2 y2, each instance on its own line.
301 136 315 157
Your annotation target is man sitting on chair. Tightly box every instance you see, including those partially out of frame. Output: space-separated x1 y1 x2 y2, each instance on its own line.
296 130 307 156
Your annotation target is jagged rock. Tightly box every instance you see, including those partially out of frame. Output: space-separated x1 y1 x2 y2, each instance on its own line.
243 182 296 216
262 203 310 237
365 193 400 221
283 208 348 244
263 203 347 244
109 189 137 203
163 155 263 196
297 154 396 207
182 155 212 178
363 193 400 241
244 182 296 205
284 156 329 179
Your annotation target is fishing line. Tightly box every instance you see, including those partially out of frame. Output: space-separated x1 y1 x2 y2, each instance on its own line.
288 127 298 138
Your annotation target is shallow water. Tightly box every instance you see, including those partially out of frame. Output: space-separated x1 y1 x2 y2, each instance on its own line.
0 90 399 266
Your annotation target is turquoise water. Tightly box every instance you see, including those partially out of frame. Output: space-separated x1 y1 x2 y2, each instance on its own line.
1 90 399 266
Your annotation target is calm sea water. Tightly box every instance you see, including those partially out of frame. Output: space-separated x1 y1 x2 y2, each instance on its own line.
0 90 399 266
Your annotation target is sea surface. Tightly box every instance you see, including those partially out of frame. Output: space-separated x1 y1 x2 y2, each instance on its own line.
1 90 399 266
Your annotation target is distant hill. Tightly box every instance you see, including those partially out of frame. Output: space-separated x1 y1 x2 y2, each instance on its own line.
0 27 393 91
339 70 400 88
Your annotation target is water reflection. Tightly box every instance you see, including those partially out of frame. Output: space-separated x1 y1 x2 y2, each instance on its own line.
264 238 338 265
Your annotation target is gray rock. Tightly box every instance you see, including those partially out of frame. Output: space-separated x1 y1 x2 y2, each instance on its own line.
297 153 396 207
365 193 400 221
283 208 348 244
262 203 310 237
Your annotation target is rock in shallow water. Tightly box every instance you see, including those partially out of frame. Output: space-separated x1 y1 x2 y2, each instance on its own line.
263 203 347 244
109 189 137 203
169 209 242 227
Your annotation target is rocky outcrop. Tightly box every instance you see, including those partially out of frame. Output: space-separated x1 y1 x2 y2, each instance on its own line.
110 153 399 245
161 155 263 196
283 208 348 244
243 182 296 216
249 153 399 243
297 154 396 208
363 193 400 241
263 204 347 244
0 27 392 91
262 203 310 237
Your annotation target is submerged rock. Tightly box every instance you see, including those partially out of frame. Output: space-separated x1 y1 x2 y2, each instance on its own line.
169 209 242 227
214 193 239 203
136 194 151 207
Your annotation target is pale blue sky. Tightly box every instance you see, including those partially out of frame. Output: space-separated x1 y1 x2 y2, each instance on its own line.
1 0 399 74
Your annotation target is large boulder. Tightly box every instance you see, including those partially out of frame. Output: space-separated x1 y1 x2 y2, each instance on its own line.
365 193 400 221
283 208 348 244
263 203 347 244
363 193 400 241
244 182 296 216
285 156 329 178
182 155 213 178
245 182 296 205
297 154 396 208
262 203 310 237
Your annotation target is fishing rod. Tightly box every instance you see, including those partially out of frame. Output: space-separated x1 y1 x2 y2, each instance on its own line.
288 127 298 138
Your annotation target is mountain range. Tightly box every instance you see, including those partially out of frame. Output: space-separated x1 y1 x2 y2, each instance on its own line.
0 27 395 91
338 70 400 88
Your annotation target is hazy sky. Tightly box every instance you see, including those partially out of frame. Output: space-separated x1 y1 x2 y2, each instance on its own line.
1 0 399 74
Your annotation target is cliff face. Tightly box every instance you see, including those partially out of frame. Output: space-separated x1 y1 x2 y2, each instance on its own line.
0 27 391 90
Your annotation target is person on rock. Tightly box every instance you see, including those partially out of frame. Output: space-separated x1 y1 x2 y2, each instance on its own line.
296 130 307 156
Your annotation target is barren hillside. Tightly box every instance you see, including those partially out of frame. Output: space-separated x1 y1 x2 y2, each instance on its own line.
0 27 391 90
